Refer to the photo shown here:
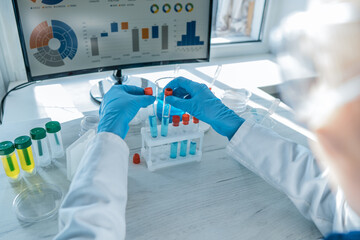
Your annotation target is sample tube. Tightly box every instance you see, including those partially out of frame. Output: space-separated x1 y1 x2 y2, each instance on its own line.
145 87 158 138
161 88 173 137
189 117 199 155
170 115 180 159
0 141 21 181
30 127 51 167
180 114 190 157
14 136 36 175
46 121 64 158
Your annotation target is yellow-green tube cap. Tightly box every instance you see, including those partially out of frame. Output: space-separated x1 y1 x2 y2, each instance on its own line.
14 136 32 149
45 121 61 133
30 127 47 140
0 141 15 155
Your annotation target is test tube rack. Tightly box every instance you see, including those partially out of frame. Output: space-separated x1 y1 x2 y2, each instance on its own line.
141 123 204 171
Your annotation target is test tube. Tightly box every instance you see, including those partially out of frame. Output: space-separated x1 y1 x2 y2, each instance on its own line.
180 114 190 157
14 136 36 175
189 117 199 155
30 127 51 167
0 141 21 181
45 121 64 158
170 115 180 159
161 88 173 137
145 87 158 138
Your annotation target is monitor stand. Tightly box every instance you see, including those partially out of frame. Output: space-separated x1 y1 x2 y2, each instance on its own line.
90 69 156 103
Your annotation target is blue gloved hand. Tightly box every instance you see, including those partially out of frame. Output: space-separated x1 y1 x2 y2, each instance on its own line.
98 85 155 139
165 77 244 140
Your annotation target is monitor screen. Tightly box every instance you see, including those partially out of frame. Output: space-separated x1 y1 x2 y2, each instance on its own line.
12 0 212 81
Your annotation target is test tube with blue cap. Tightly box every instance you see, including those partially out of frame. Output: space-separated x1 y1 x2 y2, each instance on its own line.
144 87 158 138
161 88 173 137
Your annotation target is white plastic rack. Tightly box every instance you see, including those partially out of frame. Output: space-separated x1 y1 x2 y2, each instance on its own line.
141 123 204 171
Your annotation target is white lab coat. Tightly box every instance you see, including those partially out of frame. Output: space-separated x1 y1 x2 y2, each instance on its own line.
55 133 129 240
55 121 360 239
227 120 360 236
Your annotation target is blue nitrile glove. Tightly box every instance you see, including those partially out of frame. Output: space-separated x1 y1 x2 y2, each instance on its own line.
165 77 244 140
98 85 155 139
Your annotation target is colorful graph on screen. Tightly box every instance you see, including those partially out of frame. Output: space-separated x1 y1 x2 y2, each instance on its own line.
177 21 204 46
29 0 64 4
30 20 78 67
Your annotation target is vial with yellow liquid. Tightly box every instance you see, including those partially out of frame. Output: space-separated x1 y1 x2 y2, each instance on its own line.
14 136 36 175
0 141 21 181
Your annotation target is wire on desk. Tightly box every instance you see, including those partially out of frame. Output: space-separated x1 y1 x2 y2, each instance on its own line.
0 81 40 125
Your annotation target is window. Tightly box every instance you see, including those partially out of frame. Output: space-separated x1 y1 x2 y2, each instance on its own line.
211 0 268 45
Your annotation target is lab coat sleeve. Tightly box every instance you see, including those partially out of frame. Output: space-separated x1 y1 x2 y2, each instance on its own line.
226 120 360 236
55 132 129 240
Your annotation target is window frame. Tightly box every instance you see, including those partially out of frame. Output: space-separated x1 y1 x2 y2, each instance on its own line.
210 0 279 59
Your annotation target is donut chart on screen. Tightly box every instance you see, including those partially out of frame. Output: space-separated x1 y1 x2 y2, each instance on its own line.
29 20 78 67
30 0 64 5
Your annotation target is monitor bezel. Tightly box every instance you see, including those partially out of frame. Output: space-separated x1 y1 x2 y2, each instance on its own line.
12 0 213 82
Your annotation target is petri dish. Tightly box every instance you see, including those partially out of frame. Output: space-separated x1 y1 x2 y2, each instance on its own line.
241 108 275 129
13 183 63 222
221 89 251 115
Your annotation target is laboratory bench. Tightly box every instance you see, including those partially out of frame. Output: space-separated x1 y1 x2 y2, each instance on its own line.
0 56 322 239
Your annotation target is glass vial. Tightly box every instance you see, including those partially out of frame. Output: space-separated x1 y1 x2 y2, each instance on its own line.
79 115 99 137
169 115 181 159
161 88 173 137
30 127 51 167
145 87 158 138
0 141 21 181
170 142 178 159
180 114 190 157
46 121 64 158
189 117 200 155
14 136 36 175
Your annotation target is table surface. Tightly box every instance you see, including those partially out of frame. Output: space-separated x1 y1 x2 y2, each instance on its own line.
0 62 322 239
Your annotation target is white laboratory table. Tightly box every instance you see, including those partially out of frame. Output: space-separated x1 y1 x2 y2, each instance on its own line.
0 61 322 239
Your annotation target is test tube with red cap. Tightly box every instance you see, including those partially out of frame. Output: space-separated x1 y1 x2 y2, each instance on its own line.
180 114 190 157
144 87 157 138
170 115 180 158
189 117 199 155
161 88 173 137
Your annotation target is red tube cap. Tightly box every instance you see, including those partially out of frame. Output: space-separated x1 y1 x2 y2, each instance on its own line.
165 88 173 96
133 153 140 164
144 87 153 96
172 115 180 126
193 117 199 124
182 114 190 125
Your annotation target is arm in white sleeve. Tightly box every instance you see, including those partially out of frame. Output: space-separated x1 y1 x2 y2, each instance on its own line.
226 120 360 236
55 132 129 240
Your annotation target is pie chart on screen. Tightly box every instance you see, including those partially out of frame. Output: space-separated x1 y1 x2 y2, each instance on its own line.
29 20 78 67
29 0 64 5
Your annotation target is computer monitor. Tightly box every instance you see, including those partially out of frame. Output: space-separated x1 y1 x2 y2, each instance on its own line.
12 0 213 82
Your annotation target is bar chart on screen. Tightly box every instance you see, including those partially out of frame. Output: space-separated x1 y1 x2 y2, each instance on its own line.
82 19 174 62
29 0 64 5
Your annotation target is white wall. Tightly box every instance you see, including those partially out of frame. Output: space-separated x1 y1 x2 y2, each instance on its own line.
0 0 27 90
274 0 308 26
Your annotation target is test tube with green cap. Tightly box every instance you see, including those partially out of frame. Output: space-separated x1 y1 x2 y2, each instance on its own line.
14 136 36 175
30 127 51 167
0 141 21 181
45 121 64 158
